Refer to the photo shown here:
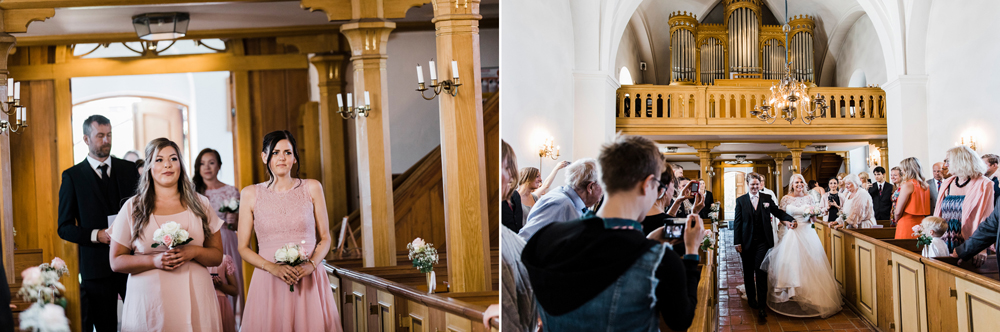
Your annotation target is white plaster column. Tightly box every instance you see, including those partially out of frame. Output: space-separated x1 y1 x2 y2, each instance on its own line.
883 75 929 169
572 71 618 160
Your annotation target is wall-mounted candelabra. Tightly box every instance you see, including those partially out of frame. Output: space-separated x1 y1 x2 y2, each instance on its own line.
335 91 371 119
538 137 560 170
705 166 716 178
415 59 462 100
1 78 26 134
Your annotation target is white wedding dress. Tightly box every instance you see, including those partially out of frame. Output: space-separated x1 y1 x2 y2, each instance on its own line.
759 195 843 318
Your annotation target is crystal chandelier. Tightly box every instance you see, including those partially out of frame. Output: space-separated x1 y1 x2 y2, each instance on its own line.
749 0 828 125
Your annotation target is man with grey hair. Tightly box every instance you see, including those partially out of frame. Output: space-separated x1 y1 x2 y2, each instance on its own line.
519 158 603 241
928 162 946 212
982 153 999 202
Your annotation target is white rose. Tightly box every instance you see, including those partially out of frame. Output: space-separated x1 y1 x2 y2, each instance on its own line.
40 303 70 330
153 229 164 242
275 248 289 262
161 221 181 235
229 199 239 210
286 247 300 261
177 229 190 242
411 238 425 249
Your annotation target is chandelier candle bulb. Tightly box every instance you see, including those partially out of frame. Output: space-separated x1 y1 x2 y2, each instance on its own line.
416 65 424 84
451 61 459 79
13 82 20 100
336 93 343 108
428 60 437 81
346 93 353 108
5 78 11 98
364 91 370 106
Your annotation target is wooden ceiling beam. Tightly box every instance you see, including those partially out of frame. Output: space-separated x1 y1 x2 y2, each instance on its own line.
301 0 430 21
0 0 280 10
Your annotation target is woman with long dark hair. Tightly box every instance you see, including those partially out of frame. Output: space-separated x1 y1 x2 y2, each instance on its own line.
192 148 243 321
238 130 342 331
109 138 225 331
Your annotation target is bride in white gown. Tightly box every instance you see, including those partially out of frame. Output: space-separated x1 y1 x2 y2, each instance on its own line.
760 174 843 318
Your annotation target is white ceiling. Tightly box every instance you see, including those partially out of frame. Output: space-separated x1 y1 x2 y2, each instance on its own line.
19 0 499 37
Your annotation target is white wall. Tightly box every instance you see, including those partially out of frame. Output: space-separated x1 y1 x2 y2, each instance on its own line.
71 72 235 186
833 14 887 87
615 25 641 85
924 0 1000 164
501 0 577 187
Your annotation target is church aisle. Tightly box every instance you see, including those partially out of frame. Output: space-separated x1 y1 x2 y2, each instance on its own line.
717 229 876 332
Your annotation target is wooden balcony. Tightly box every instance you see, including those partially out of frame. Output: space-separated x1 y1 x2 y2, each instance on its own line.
615 83 887 136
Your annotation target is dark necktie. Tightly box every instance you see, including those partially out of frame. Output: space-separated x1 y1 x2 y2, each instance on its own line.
98 164 109 182
936 180 941 191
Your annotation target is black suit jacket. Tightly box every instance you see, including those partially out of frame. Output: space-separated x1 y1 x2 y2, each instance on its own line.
57 157 139 280
502 194 524 233
868 183 894 220
733 193 794 251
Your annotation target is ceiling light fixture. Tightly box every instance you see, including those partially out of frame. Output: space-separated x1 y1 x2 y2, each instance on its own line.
133 13 190 41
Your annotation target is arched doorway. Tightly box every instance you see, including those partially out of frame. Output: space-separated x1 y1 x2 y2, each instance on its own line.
72 96 190 165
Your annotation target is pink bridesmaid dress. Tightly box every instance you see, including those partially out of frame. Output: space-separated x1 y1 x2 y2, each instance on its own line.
110 196 224 332
207 255 238 332
241 181 343 331
205 185 244 317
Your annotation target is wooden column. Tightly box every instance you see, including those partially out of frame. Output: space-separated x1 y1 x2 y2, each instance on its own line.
432 0 492 292
839 152 851 174
772 154 787 201
310 55 350 226
698 149 713 189
341 21 397 267
790 149 803 174
0 33 15 286
879 143 890 170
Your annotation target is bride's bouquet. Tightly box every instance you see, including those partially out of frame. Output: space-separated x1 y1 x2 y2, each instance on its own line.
151 221 192 250
911 225 933 248
274 242 311 292
218 197 239 213
800 205 822 228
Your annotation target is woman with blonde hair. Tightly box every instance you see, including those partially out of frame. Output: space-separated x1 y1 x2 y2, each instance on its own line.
858 172 871 190
934 146 995 252
517 162 570 225
835 174 876 228
893 158 931 239
109 138 225 331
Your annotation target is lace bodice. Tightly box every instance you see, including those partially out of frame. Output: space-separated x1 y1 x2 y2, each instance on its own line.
780 195 819 222
252 181 317 261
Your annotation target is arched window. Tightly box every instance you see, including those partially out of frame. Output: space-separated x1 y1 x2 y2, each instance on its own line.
619 67 634 85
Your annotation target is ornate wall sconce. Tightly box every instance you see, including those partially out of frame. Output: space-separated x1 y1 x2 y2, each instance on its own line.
788 164 799 173
705 166 716 177
957 135 977 151
867 143 881 168
1 79 27 134
335 92 371 119
538 137 560 169
415 59 461 100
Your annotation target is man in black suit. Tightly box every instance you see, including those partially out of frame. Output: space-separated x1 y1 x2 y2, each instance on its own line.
57 115 140 332
733 172 794 324
868 167 894 221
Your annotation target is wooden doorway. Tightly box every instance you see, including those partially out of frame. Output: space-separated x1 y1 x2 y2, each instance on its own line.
72 96 190 165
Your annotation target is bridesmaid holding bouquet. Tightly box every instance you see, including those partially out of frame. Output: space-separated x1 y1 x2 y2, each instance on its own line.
238 130 343 331
193 148 244 318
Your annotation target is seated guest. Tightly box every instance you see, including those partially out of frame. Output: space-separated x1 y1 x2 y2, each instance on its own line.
935 146 995 251
522 134 704 331
893 158 930 239
982 153 1000 203
834 174 875 229
519 158 603 241
501 141 524 232
920 217 949 258
517 162 571 226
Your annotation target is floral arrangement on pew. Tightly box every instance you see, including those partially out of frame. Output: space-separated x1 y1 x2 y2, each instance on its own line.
911 225 933 249
274 242 311 292
801 205 823 228
699 230 716 252
18 257 72 332
407 238 439 293
708 202 721 223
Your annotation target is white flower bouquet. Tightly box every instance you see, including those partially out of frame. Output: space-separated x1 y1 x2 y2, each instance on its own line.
219 197 239 213
911 225 933 248
18 303 70 332
800 205 822 228
18 257 70 308
406 238 438 274
151 221 192 249
275 242 311 292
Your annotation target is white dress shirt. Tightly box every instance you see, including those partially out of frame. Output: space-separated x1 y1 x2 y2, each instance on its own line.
86 155 111 243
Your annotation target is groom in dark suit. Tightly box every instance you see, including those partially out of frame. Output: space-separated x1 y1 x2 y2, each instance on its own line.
57 115 140 332
733 172 794 323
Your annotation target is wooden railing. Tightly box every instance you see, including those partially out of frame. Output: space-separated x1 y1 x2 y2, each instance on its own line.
615 84 887 136
325 263 498 332
813 222 1000 332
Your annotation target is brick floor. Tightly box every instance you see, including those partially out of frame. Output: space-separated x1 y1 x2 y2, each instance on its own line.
716 228 876 332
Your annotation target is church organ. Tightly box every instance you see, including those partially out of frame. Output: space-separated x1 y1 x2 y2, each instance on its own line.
670 0 816 85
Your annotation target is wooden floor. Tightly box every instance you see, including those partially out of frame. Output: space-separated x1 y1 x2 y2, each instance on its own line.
717 229 876 332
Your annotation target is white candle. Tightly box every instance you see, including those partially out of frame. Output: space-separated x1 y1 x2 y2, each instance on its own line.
13 82 20 100
452 61 459 79
6 78 11 97
336 93 343 108
18 107 23 122
346 93 353 107
416 65 424 84
429 60 437 81
364 91 371 106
